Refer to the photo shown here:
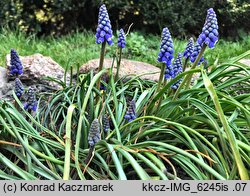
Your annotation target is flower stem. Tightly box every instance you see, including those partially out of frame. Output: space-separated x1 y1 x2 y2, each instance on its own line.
185 44 207 89
97 41 106 89
156 63 165 92
115 47 122 81
173 44 206 100
183 58 189 71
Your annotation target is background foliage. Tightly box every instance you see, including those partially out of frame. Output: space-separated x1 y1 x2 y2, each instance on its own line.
0 0 249 38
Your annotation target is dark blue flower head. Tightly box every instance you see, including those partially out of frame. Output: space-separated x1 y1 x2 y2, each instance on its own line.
171 79 183 90
10 49 23 76
124 100 136 122
102 114 110 132
172 53 183 78
118 28 126 48
96 4 113 45
100 73 109 91
190 43 205 65
158 27 174 66
183 38 194 59
88 119 101 146
14 78 24 98
164 64 174 79
24 87 37 111
197 8 219 48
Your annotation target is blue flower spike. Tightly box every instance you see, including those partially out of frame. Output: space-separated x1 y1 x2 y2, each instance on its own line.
171 79 183 90
158 27 174 66
96 4 113 45
88 119 101 146
24 87 38 112
197 8 219 48
157 27 175 80
190 43 205 65
10 49 23 76
171 53 183 90
14 78 24 98
102 114 110 132
118 28 126 48
183 38 194 59
124 100 136 122
172 53 183 78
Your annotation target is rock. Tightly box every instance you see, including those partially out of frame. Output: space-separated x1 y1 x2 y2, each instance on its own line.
79 58 160 81
6 53 68 89
1 53 68 100
0 67 9 98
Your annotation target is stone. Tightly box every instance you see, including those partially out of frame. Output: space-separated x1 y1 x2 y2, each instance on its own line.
1 53 68 100
0 66 8 98
6 53 68 89
79 58 160 81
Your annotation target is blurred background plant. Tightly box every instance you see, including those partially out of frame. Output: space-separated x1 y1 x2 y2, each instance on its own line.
0 0 249 39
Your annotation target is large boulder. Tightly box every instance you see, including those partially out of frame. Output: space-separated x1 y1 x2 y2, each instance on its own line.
0 53 67 100
0 66 9 98
6 53 67 88
79 58 160 81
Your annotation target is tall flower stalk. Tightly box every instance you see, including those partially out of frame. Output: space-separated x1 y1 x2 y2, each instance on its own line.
115 28 126 81
24 87 37 113
156 27 174 92
10 49 23 77
173 8 219 99
96 4 113 89
182 38 194 71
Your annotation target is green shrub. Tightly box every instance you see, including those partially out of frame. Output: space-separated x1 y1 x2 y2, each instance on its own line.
0 0 249 38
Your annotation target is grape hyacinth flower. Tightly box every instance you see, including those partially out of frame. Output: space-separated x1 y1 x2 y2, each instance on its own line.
118 28 126 48
158 27 174 65
190 44 205 65
183 38 194 59
10 49 23 76
88 119 101 146
171 79 183 90
14 78 24 98
197 8 219 48
124 100 136 122
171 53 183 90
102 114 110 132
24 87 37 111
95 4 113 45
157 27 174 80
100 74 109 91
172 53 183 78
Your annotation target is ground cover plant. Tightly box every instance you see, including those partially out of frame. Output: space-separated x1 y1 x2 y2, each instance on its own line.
0 5 249 180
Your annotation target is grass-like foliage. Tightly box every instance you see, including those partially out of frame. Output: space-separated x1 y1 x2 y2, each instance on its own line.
0 49 249 180
0 6 250 180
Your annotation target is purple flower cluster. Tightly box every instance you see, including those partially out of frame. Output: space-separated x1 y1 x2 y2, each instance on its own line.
124 100 136 122
171 53 183 90
197 8 219 48
183 38 194 59
102 114 110 132
171 79 183 90
88 119 101 146
96 4 113 45
118 28 126 48
158 27 174 66
14 78 24 98
164 65 174 79
10 49 23 76
172 53 183 78
190 44 205 65
24 87 37 111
